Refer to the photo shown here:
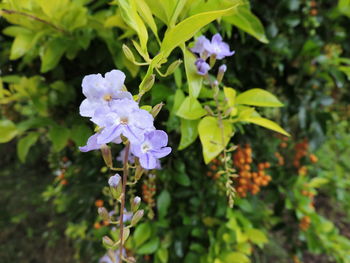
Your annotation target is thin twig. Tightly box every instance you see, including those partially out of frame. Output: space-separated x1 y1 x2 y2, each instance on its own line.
1 9 68 34
119 142 130 262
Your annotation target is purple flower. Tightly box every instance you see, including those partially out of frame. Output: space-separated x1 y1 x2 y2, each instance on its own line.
195 58 210 75
79 133 121 152
191 36 210 58
131 130 171 170
92 98 155 144
204 33 235 60
99 249 125 263
79 70 132 117
108 174 121 187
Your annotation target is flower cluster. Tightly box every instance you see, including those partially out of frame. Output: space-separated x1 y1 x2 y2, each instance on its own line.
191 33 234 75
79 69 171 169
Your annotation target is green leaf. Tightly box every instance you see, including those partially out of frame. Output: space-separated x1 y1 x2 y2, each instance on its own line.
308 178 329 188
10 32 33 60
339 0 350 17
0 119 18 143
119 0 149 52
242 117 290 136
246 228 268 245
224 5 268 43
157 248 169 263
136 0 159 40
48 125 70 152
137 237 160 254
182 46 202 98
40 38 67 73
224 87 236 107
70 124 92 147
198 116 233 164
17 132 40 162
174 171 191 186
178 119 200 150
157 190 171 218
172 89 186 113
133 222 152 247
161 5 241 56
176 96 206 120
236 88 283 107
219 252 250 263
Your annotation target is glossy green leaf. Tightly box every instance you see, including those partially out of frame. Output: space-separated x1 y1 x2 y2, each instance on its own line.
178 119 200 150
40 38 67 73
224 87 236 107
219 252 250 263
176 96 206 120
339 0 350 17
144 0 168 24
198 116 233 164
10 32 33 60
308 178 329 188
236 88 283 107
136 0 159 40
174 170 191 186
182 46 203 98
137 237 160 254
17 132 40 162
0 119 18 143
246 228 268 245
169 0 188 26
161 5 241 56
133 222 152 247
119 0 149 52
157 190 171 218
172 89 186 113
48 125 70 152
242 117 290 136
156 247 169 263
224 5 268 43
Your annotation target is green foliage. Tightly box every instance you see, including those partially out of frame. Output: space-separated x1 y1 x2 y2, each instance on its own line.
1 0 350 262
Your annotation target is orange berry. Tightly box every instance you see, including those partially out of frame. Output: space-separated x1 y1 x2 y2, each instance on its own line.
239 158 245 164
252 172 258 179
95 199 104 208
94 222 101 229
258 163 264 170
244 164 251 171
103 220 110 226
246 158 252 164
280 142 287 148
310 9 318 16
258 170 265 177
60 179 68 185
206 171 213 177
264 162 271 169
309 154 318 163
265 175 272 182
240 178 248 185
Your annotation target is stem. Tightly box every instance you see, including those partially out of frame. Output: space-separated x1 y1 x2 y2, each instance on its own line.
1 9 68 34
119 142 130 262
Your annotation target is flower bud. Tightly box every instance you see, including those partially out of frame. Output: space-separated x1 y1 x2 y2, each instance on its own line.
209 54 217 67
131 196 141 212
164 59 182 76
151 102 164 118
98 207 110 221
195 58 210 76
101 145 113 168
122 44 136 63
217 64 227 83
102 236 114 247
109 174 122 200
140 74 155 93
131 209 144 226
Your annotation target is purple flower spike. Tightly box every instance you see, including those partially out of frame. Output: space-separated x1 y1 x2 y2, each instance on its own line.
195 58 210 75
79 69 132 117
204 33 235 60
131 130 171 170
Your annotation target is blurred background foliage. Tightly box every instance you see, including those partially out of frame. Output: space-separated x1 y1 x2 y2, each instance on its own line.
0 0 350 262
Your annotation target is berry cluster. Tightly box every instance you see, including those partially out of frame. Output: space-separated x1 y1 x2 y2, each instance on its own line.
206 158 222 180
142 174 156 217
299 215 311 231
233 145 272 197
